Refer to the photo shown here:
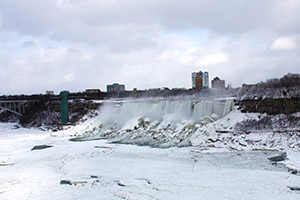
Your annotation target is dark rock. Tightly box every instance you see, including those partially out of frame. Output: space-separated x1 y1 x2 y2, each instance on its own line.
0 163 14 166
94 146 113 149
90 175 98 178
60 180 72 185
288 186 300 191
268 152 287 163
117 182 126 187
69 136 102 142
31 145 53 151
289 169 299 175
239 142 247 147
239 98 300 115
235 114 300 132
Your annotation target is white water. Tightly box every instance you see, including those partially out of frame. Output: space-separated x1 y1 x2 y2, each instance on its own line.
70 98 235 147
98 98 234 130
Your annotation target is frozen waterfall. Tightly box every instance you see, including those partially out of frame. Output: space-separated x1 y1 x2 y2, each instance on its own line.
73 98 235 147
97 98 234 130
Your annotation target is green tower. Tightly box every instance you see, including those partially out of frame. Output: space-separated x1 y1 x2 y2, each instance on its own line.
60 91 69 124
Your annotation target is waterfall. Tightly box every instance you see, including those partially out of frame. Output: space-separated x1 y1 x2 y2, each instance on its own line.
97 98 234 130
72 98 235 147
223 98 234 117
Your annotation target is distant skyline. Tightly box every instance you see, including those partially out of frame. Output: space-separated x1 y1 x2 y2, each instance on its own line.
0 0 300 94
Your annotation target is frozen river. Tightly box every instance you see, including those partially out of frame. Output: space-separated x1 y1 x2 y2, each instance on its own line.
1 123 300 200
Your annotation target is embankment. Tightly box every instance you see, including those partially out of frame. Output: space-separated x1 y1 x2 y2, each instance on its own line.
239 98 300 115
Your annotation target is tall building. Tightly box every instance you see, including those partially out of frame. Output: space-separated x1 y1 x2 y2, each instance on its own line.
192 71 209 89
107 83 125 92
211 77 225 89
203 72 209 88
192 72 197 89
195 73 203 90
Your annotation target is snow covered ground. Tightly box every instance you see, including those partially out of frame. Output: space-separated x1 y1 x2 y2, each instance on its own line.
1 123 300 200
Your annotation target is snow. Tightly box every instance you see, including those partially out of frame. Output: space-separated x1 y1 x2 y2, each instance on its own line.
47 97 300 154
1 96 300 199
59 98 237 147
61 99 300 151
284 150 300 172
191 110 300 151
121 117 142 131
1 123 300 199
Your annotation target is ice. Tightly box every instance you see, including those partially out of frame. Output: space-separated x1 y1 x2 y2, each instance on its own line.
58 97 300 151
2 95 300 199
121 117 142 131
284 150 300 172
98 98 234 129
1 124 300 200
63 98 235 147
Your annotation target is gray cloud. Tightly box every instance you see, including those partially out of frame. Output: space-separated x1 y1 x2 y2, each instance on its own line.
0 0 299 94
21 41 35 48
109 37 157 53
2 0 299 41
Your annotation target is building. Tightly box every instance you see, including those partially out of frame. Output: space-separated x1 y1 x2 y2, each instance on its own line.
45 90 54 95
107 83 125 92
192 71 209 89
211 77 225 89
203 72 209 88
195 73 203 90
192 72 197 89
85 89 101 94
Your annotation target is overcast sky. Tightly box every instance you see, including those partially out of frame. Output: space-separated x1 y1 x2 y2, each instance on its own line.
0 0 300 94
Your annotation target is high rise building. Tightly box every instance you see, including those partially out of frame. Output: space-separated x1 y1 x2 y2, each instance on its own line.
192 72 197 89
195 73 203 90
192 71 209 89
203 72 209 88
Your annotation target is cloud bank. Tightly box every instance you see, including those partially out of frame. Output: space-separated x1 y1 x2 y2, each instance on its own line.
0 0 300 94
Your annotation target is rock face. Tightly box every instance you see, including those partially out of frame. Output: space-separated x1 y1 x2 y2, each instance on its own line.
20 100 100 130
239 98 300 115
235 113 300 131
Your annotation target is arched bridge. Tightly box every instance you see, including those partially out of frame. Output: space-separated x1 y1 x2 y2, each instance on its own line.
0 100 40 117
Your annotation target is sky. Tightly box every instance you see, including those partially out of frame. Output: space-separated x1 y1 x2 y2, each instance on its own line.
0 0 300 95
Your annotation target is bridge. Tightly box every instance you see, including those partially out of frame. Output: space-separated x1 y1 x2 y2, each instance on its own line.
0 100 40 117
